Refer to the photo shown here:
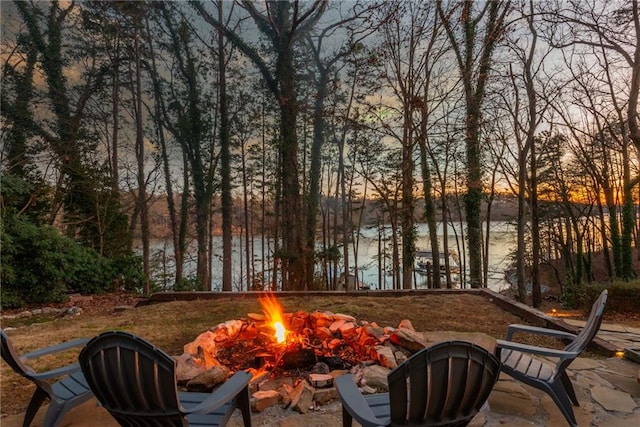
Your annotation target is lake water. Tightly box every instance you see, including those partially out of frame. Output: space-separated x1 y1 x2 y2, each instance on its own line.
149 221 517 293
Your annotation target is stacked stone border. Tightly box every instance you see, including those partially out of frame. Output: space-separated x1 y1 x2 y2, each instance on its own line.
140 288 617 357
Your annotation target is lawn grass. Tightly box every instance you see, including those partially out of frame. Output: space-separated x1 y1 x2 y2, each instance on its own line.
1 293 543 417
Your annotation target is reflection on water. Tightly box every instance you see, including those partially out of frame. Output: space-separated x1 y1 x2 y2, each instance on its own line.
146 221 517 293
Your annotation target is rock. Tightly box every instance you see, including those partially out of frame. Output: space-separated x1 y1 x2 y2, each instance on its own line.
211 320 243 341
468 411 487 427
290 380 314 414
333 313 356 322
488 379 537 417
113 305 134 313
289 313 307 332
364 324 385 341
590 386 637 413
310 311 334 328
280 383 294 407
314 327 332 340
17 311 32 318
569 357 602 370
64 307 82 316
389 328 427 353
183 331 218 362
596 413 640 427
251 390 281 412
185 365 230 392
597 372 640 398
174 353 207 384
32 309 42 315
541 395 594 427
373 345 397 369
394 350 408 365
360 384 377 394
258 376 295 392
311 362 330 374
362 364 391 391
338 322 357 340
329 319 346 334
313 387 338 404
247 312 265 321
398 319 414 331
327 338 342 350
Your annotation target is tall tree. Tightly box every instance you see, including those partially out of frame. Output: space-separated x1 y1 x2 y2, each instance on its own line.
12 0 132 259
157 2 217 290
305 1 378 289
543 0 638 279
216 0 233 291
437 0 511 287
193 0 328 290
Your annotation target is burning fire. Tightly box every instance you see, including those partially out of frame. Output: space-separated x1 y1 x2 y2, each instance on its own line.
259 293 288 344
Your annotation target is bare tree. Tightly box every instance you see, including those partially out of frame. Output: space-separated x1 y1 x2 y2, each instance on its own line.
437 0 511 288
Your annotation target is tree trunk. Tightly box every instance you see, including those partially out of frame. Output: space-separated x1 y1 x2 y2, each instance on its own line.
218 1 233 292
133 30 150 295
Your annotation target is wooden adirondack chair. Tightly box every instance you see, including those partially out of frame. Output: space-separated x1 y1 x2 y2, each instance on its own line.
336 340 501 427
79 330 252 426
496 289 608 427
1 329 93 427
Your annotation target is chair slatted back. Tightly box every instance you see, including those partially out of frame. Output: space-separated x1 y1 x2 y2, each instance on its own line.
1 329 34 376
564 290 608 355
79 331 187 426
1 329 54 395
388 340 500 426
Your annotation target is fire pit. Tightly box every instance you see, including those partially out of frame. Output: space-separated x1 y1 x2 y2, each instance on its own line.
174 293 495 414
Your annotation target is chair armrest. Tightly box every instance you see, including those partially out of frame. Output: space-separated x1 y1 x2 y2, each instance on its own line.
505 324 577 341
32 362 83 380
182 371 252 414
496 339 578 361
335 374 390 427
20 337 90 360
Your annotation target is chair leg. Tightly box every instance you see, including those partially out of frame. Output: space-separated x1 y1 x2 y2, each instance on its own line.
239 386 252 427
342 406 353 427
42 400 65 427
560 372 579 406
549 382 578 427
23 388 48 427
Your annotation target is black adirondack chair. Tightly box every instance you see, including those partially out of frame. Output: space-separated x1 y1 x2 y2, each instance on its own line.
79 330 252 426
1 328 93 427
336 340 501 427
496 289 608 427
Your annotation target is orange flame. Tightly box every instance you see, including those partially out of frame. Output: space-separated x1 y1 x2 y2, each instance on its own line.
259 293 288 344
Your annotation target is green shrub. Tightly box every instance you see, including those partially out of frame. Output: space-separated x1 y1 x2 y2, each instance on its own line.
173 276 199 291
111 255 146 292
583 281 640 314
561 281 586 309
0 214 143 309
